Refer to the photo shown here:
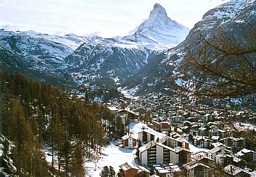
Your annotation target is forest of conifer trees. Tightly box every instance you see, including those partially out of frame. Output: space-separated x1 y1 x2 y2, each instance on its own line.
0 72 118 177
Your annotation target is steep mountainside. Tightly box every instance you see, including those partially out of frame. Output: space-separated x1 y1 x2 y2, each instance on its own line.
64 37 160 88
175 0 256 98
132 0 256 100
0 3 188 95
0 30 86 74
61 3 188 94
0 44 75 87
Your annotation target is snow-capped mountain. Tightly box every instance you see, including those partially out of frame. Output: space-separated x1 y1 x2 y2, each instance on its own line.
0 30 89 86
60 3 188 94
0 30 87 73
64 37 161 91
0 3 189 99
127 0 256 99
123 3 189 49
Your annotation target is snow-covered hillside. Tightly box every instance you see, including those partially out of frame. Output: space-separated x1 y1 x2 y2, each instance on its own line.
61 3 188 94
0 29 87 74
128 0 256 99
0 3 189 97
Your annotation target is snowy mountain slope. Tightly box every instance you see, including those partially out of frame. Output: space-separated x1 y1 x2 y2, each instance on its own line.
123 3 189 49
61 3 188 95
173 0 256 96
0 29 86 74
64 38 161 89
0 3 189 99
130 0 256 98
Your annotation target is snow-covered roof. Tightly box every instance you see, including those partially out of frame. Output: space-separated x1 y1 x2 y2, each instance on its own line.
108 106 119 111
118 109 139 116
236 148 254 157
139 141 156 153
211 136 219 140
121 133 138 140
209 145 225 154
129 122 166 140
119 162 138 171
224 165 248 176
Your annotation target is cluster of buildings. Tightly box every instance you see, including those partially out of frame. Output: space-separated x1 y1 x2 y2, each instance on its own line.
110 107 256 177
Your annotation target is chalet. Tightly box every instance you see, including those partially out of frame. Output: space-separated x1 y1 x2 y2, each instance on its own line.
224 165 251 177
119 162 150 177
198 127 208 136
193 136 210 149
170 116 185 126
215 154 233 167
153 165 183 177
186 117 199 123
211 136 220 143
235 148 256 162
183 157 217 177
208 144 228 162
220 137 245 152
117 109 140 125
121 133 139 149
209 127 229 139
180 126 190 134
183 121 193 127
152 120 171 132
184 163 212 177
190 124 201 136
154 165 172 177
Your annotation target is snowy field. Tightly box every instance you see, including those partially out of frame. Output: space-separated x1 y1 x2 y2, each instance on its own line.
85 142 136 177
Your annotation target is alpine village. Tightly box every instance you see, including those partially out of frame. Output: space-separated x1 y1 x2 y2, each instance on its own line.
0 1 256 177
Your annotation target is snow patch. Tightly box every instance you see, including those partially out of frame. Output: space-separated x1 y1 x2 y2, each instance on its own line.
85 142 136 177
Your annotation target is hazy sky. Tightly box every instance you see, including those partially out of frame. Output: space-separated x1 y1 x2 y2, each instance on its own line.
0 0 227 37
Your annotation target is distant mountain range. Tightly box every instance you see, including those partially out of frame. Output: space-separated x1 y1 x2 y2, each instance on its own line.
1 1 255 103
0 3 188 95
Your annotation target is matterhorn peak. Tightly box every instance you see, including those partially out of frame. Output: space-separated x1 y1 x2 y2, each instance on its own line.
149 3 169 20
123 3 189 49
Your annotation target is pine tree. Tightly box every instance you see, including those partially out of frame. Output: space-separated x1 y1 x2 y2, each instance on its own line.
70 143 85 177
100 166 110 177
109 166 115 177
